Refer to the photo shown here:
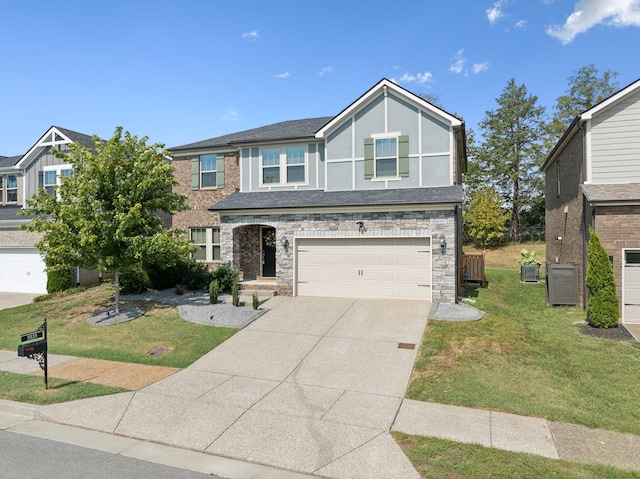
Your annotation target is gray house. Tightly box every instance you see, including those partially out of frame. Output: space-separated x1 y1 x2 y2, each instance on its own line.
542 77 640 325
171 79 467 303
0 126 99 293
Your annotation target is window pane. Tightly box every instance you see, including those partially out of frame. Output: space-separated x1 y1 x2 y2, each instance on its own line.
376 158 397 177
376 138 397 158
286 147 305 164
263 167 280 184
44 171 56 185
200 154 217 172
262 148 280 166
193 246 207 261
190 228 206 244
6 175 17 188
201 171 217 188
213 245 221 261
61 169 72 178
626 251 640 264
212 228 220 244
287 165 305 183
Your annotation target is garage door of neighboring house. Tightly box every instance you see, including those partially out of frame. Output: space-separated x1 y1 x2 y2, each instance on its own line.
295 237 431 301
0 248 47 294
623 250 640 324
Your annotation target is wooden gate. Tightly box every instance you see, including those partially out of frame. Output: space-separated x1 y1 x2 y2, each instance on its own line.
461 253 486 287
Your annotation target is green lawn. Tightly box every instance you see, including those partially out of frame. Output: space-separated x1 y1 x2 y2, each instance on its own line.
394 433 640 479
0 284 236 368
407 267 640 435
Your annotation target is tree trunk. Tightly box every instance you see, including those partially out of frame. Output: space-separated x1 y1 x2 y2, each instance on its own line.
114 270 120 314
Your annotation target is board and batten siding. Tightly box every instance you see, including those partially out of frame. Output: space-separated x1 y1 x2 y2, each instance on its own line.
23 147 70 201
590 88 640 184
325 91 453 191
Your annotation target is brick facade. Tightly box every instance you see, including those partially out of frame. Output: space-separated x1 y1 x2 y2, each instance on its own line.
220 209 458 302
0 228 42 247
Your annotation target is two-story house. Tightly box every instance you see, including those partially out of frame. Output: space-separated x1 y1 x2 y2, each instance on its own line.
171 79 467 303
0 126 100 294
543 77 640 325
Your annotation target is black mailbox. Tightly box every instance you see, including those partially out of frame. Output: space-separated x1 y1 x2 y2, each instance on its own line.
18 340 47 357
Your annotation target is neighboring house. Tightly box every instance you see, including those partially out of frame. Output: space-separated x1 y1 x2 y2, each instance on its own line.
171 79 467 303
542 78 640 325
0 126 100 294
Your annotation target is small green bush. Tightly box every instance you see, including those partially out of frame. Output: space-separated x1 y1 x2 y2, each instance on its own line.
586 228 619 328
180 260 214 290
252 292 259 310
232 281 239 306
209 280 219 304
119 267 150 295
46 266 73 294
213 264 239 292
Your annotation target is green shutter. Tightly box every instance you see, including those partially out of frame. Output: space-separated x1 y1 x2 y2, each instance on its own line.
398 135 409 177
364 138 374 179
216 155 225 188
191 158 200 190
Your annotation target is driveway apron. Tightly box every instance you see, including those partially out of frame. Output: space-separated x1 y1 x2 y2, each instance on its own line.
41 296 429 479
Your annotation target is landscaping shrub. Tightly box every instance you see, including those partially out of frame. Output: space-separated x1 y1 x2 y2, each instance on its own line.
586 228 619 328
46 266 73 294
119 267 150 295
252 292 259 310
212 264 239 292
209 280 219 304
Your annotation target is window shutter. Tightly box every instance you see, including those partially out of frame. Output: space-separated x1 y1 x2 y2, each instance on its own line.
364 138 374 179
38 171 44 189
191 158 200 190
216 155 225 188
398 135 409 178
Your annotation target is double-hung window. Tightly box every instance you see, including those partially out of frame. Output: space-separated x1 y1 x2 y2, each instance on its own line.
374 138 398 178
1 175 18 203
364 134 409 180
200 154 217 188
42 165 72 196
190 227 220 262
261 146 307 185
262 148 280 184
191 154 225 190
286 146 305 183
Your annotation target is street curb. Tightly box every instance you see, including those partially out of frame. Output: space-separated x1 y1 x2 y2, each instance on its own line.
0 399 40 419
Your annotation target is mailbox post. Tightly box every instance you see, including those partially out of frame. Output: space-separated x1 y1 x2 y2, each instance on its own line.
17 318 48 389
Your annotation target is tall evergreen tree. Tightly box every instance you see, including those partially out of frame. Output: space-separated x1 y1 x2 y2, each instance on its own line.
472 79 547 242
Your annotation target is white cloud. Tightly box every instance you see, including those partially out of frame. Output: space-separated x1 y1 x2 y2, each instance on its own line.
515 19 527 28
319 66 334 76
449 49 466 74
221 110 240 121
487 0 506 24
242 30 259 41
394 71 433 85
547 0 640 44
473 62 491 73
274 72 290 79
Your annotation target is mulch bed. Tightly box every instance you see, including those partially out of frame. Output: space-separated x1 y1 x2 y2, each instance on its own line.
580 323 635 342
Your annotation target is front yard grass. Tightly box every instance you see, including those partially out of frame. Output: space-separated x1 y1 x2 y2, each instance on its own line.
394 432 640 479
407 264 640 435
0 284 236 368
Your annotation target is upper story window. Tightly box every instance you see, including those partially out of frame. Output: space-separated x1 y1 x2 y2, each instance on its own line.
190 227 220 262
191 154 225 190
0 175 18 204
42 165 72 196
261 146 307 186
364 134 409 180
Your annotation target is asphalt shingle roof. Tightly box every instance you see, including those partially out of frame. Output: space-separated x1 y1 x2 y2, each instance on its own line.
210 186 462 212
169 117 334 152
0 205 33 221
0 155 22 168
582 183 640 203
55 126 96 149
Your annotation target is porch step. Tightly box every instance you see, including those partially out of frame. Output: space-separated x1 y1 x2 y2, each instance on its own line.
238 280 278 292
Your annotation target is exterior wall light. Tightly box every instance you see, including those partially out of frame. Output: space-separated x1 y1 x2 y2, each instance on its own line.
440 238 447 255
356 221 366 233
281 235 289 251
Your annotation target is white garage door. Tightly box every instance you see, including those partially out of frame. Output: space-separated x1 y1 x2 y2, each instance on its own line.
623 250 640 324
295 237 431 300
0 248 47 294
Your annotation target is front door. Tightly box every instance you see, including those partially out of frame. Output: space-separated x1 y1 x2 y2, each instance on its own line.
261 227 277 278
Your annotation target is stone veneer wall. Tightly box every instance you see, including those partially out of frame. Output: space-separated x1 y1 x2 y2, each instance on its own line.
234 225 262 280
220 209 457 303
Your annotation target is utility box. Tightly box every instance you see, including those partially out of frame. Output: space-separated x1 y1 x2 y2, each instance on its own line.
520 265 540 283
546 263 578 306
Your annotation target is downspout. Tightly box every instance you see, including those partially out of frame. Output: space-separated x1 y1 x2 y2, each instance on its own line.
580 121 588 310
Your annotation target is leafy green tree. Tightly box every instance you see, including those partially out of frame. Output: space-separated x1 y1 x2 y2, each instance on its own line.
550 65 619 140
464 186 509 248
21 127 194 313
471 79 548 242
586 228 619 328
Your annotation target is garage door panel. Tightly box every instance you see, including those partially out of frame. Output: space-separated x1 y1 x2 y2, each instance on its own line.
0 248 47 294
624 257 640 323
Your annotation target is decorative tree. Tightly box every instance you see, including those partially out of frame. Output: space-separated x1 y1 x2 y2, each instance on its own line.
21 127 194 313
586 228 619 328
464 186 509 248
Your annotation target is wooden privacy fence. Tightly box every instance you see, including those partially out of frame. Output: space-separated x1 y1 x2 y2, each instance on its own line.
461 253 486 287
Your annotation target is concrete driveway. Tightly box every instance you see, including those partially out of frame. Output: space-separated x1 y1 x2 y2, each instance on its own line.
0 292 40 311
41 296 429 479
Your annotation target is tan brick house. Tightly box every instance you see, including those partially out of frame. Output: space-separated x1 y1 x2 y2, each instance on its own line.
170 79 467 303
542 78 640 324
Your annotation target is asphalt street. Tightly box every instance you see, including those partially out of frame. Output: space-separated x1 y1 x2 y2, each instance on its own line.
0 430 222 479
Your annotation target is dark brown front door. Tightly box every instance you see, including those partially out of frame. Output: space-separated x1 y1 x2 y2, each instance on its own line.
261 227 276 278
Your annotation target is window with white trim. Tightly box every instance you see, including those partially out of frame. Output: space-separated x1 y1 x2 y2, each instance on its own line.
261 145 307 185
375 137 398 178
364 134 409 180
1 175 18 204
43 165 72 196
200 154 217 188
190 227 220 262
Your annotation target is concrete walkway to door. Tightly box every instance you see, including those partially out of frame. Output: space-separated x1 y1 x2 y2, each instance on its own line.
37 296 428 478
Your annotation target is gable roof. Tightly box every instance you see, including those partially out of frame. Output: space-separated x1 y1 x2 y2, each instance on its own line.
315 78 462 139
169 117 333 153
16 126 96 169
0 155 22 169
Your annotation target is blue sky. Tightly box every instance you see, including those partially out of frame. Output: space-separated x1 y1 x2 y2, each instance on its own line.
1 0 639 155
